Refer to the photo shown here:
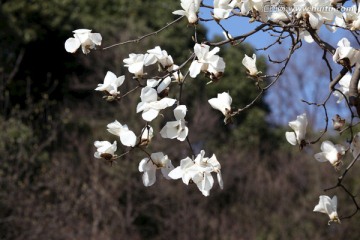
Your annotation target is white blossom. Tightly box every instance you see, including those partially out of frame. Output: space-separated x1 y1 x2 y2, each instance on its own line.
173 0 201 24
314 140 346 168
293 0 337 30
334 5 360 31
213 0 237 20
313 195 340 224
123 53 157 78
189 43 225 79
160 105 189 141
136 87 176 122
236 0 264 15
138 152 174 187
208 92 232 124
285 113 308 146
333 38 360 67
65 29 102 54
147 46 174 70
169 150 223 196
95 71 125 96
94 140 117 159
332 73 358 103
147 77 172 95
107 120 137 147
242 53 261 76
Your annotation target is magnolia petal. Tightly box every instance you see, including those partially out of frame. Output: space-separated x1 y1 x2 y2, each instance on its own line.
177 126 188 141
314 153 328 162
168 166 183 180
217 172 223 189
65 37 81 53
174 105 187 120
89 33 102 45
189 61 203 78
160 121 179 139
142 108 160 122
138 158 149 172
142 167 157 187
285 132 297 145
119 130 137 147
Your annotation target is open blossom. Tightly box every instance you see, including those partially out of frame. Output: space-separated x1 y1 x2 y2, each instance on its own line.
94 140 117 160
123 53 157 78
138 152 174 187
333 38 360 67
173 0 201 24
333 6 360 31
314 141 346 168
213 0 236 20
147 77 172 96
208 92 232 124
107 120 137 147
293 0 337 30
147 46 174 70
313 195 340 225
236 0 264 15
189 43 225 80
160 105 188 141
242 54 260 76
285 113 308 147
95 71 125 96
332 73 359 103
65 29 102 54
136 87 176 122
168 150 223 197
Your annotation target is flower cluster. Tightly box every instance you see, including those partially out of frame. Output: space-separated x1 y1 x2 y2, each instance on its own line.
64 0 360 225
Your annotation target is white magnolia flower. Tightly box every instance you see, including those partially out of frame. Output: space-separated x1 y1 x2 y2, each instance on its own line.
213 0 237 20
285 113 308 147
147 46 174 70
298 29 314 43
138 152 174 187
332 73 358 103
333 38 360 67
350 132 360 159
332 5 359 31
95 71 125 96
242 53 261 76
136 87 176 122
107 120 137 147
173 0 201 24
293 0 337 30
147 77 172 95
189 43 225 79
140 126 154 146
160 105 189 141
65 29 102 54
208 92 232 123
313 195 340 224
169 150 223 196
236 0 264 15
314 141 346 168
123 53 157 78
94 140 117 159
